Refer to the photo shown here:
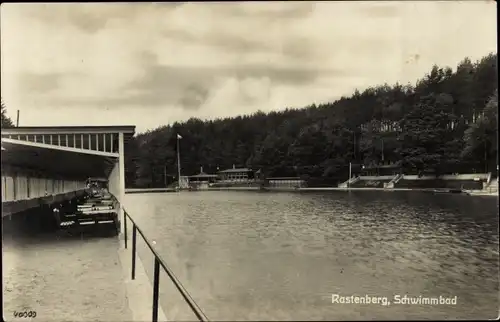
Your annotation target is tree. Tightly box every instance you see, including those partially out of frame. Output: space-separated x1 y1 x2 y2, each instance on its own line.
124 53 498 187
397 93 456 175
462 89 498 172
359 120 384 166
1 99 14 128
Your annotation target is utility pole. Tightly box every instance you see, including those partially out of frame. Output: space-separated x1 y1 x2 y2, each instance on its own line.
381 138 384 163
16 110 19 127
177 134 182 188
353 131 356 161
164 165 167 188
484 141 488 173
349 130 355 190
348 162 352 189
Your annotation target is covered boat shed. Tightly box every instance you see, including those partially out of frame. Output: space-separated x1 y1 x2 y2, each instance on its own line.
1 126 135 220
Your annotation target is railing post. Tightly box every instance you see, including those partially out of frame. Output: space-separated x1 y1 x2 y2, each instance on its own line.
152 257 160 322
118 204 207 322
124 211 128 249
131 224 137 280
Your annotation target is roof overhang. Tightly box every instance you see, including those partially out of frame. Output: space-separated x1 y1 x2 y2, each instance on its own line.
218 168 253 173
1 125 135 133
1 140 117 180
1 125 136 180
189 174 218 178
1 125 135 142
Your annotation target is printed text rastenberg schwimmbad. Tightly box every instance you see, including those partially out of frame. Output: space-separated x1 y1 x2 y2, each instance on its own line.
331 294 458 306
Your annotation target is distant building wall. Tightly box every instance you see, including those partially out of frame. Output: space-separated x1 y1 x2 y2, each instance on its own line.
218 169 255 181
179 176 190 189
267 177 305 188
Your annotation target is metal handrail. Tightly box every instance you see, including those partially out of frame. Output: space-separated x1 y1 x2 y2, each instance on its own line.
115 201 208 322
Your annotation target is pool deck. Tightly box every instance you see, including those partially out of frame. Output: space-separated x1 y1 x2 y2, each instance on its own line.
3 229 167 321
464 190 498 197
205 186 498 196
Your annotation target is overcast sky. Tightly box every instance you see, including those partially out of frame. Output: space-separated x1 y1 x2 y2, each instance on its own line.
1 1 497 133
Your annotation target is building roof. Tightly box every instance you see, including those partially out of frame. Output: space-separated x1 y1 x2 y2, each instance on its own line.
1 125 136 180
1 139 116 179
1 125 136 133
1 125 136 142
218 168 252 173
189 172 218 178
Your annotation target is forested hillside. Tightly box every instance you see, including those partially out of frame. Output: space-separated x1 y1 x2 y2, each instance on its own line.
125 53 498 188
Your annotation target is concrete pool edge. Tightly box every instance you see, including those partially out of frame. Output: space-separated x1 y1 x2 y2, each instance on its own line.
205 186 499 196
117 244 168 321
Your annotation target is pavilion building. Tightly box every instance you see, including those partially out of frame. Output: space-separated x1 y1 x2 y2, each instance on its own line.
217 165 255 182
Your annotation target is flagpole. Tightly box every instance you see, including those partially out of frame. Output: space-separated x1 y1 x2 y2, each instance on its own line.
177 135 181 188
164 165 167 188
348 162 352 189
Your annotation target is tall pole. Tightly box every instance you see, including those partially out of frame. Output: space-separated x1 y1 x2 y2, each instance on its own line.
348 162 352 189
164 165 167 188
177 136 181 188
381 138 384 163
353 131 356 160
349 130 355 189
16 110 19 127
484 141 488 173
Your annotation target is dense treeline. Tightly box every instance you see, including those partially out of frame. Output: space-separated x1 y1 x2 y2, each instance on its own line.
126 54 497 188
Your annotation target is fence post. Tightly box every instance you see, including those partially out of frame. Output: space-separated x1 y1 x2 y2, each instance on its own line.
131 224 137 280
124 212 128 249
152 257 160 322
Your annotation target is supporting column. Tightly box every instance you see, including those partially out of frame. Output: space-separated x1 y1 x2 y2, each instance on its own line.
1 175 5 201
118 132 126 236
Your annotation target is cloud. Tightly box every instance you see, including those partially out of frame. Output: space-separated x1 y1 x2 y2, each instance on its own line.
0 2 497 133
355 2 401 18
46 49 345 110
17 72 66 93
21 3 160 33
212 2 315 19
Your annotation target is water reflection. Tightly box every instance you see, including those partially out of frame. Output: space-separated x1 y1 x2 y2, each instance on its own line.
125 191 498 321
